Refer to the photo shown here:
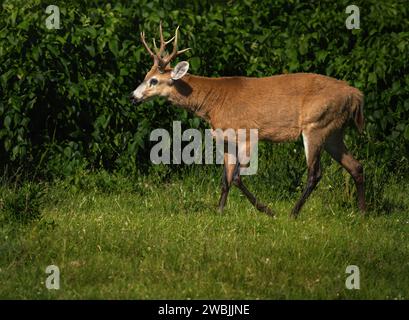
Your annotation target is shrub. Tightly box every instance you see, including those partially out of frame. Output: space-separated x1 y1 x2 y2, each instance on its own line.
1 182 44 222
0 0 408 177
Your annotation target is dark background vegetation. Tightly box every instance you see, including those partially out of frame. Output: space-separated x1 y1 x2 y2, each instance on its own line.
0 0 408 179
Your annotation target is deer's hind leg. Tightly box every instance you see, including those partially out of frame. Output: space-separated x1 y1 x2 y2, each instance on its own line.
291 130 323 218
324 130 366 213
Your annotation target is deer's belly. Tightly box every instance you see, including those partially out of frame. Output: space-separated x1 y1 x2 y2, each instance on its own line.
258 126 301 142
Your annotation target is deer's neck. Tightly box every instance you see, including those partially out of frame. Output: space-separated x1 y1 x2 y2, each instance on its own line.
168 74 228 122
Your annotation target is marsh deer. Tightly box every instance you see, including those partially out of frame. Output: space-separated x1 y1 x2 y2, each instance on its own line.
131 23 366 217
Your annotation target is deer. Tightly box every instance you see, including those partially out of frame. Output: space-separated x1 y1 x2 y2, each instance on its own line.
131 22 366 218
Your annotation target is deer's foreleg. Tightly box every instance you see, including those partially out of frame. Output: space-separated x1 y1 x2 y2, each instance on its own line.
233 174 274 216
218 153 238 212
234 146 274 216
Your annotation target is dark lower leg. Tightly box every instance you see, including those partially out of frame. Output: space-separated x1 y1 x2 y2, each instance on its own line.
218 166 230 212
356 183 366 212
218 158 238 212
352 163 366 213
232 161 273 215
231 161 273 216
325 132 366 214
291 161 321 218
341 160 366 214
335 151 366 213
234 178 274 216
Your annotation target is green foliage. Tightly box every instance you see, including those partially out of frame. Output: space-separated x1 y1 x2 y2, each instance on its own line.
0 182 44 223
0 0 408 176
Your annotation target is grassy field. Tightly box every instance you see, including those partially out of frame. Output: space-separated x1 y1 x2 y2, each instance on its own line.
0 158 408 299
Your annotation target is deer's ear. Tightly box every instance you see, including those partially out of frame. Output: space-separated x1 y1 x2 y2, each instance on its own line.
171 61 189 80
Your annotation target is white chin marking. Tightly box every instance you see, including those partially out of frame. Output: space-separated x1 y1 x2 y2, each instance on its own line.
302 132 309 161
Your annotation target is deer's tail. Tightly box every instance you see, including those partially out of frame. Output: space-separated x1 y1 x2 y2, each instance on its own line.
349 89 364 134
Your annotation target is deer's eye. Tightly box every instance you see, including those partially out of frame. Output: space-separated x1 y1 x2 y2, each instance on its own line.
150 78 158 86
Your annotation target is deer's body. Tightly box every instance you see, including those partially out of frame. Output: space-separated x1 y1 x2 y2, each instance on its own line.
168 73 364 143
132 23 366 217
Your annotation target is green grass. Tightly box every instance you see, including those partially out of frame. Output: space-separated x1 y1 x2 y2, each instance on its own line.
0 164 408 299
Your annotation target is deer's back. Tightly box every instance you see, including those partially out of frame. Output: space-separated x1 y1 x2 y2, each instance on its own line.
211 73 360 142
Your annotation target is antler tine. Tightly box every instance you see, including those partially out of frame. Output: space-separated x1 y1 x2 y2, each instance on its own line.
140 32 151 56
140 31 158 65
177 47 191 54
161 26 179 66
156 20 167 58
159 21 164 45
153 38 158 52
160 26 191 67
171 25 180 56
157 22 177 57
165 35 175 45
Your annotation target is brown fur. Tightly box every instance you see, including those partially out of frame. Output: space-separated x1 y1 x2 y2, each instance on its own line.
168 73 364 142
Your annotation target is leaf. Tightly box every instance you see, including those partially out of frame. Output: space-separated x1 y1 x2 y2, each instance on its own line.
404 125 409 140
4 115 11 129
316 51 328 62
299 37 309 55
109 38 118 56
368 72 377 84
85 45 96 57
190 57 201 70
397 41 406 52
404 100 409 111
64 147 72 158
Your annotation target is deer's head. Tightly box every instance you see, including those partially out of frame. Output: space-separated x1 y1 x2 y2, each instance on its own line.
131 22 190 104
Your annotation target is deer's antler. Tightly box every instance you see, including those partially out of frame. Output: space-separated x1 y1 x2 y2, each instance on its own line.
140 21 190 69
